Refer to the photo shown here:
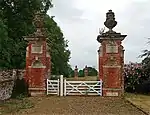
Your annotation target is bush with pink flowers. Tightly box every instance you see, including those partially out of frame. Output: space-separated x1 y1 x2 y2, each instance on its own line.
124 61 150 94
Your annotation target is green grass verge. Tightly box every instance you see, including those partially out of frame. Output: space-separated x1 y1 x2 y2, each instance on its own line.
125 93 150 114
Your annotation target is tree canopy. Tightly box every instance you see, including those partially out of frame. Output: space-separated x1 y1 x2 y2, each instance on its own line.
45 15 71 76
140 38 150 78
0 0 71 76
70 66 98 77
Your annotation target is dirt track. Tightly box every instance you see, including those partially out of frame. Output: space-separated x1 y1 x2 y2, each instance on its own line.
17 96 146 115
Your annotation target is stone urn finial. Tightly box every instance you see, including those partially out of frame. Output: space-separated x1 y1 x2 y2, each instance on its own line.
104 10 117 32
29 11 47 39
33 11 44 28
75 65 78 70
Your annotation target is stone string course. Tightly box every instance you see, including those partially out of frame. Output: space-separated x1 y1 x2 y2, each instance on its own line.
0 69 25 101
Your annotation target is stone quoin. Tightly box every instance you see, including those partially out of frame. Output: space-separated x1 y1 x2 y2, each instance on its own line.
97 10 127 96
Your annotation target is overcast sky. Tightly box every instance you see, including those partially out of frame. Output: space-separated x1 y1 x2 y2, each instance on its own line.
47 0 150 69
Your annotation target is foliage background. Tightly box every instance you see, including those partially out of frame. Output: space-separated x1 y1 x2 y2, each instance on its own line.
0 0 71 76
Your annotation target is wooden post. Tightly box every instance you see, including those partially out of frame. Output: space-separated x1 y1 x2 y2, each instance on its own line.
64 79 66 96
46 79 48 95
57 79 60 96
60 75 63 96
100 80 103 96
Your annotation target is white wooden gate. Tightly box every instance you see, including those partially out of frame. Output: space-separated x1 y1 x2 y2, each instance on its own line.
64 80 102 96
47 79 59 95
47 75 102 96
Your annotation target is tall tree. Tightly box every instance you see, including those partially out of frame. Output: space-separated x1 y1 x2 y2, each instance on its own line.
86 67 98 76
0 0 71 77
78 70 84 77
140 38 150 57
0 18 10 69
45 15 71 77
140 38 150 78
0 0 52 69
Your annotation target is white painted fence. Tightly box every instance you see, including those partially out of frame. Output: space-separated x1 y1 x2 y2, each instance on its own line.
64 80 102 96
47 75 102 96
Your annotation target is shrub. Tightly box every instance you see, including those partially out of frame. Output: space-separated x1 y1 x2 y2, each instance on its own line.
124 62 150 94
11 78 29 98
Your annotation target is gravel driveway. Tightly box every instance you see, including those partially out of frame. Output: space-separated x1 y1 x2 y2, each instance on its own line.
18 96 146 115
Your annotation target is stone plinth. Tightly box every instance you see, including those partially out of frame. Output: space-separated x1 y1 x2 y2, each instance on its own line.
97 10 127 96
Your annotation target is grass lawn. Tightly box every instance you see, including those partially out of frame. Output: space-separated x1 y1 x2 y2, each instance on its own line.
0 97 34 115
125 93 150 114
